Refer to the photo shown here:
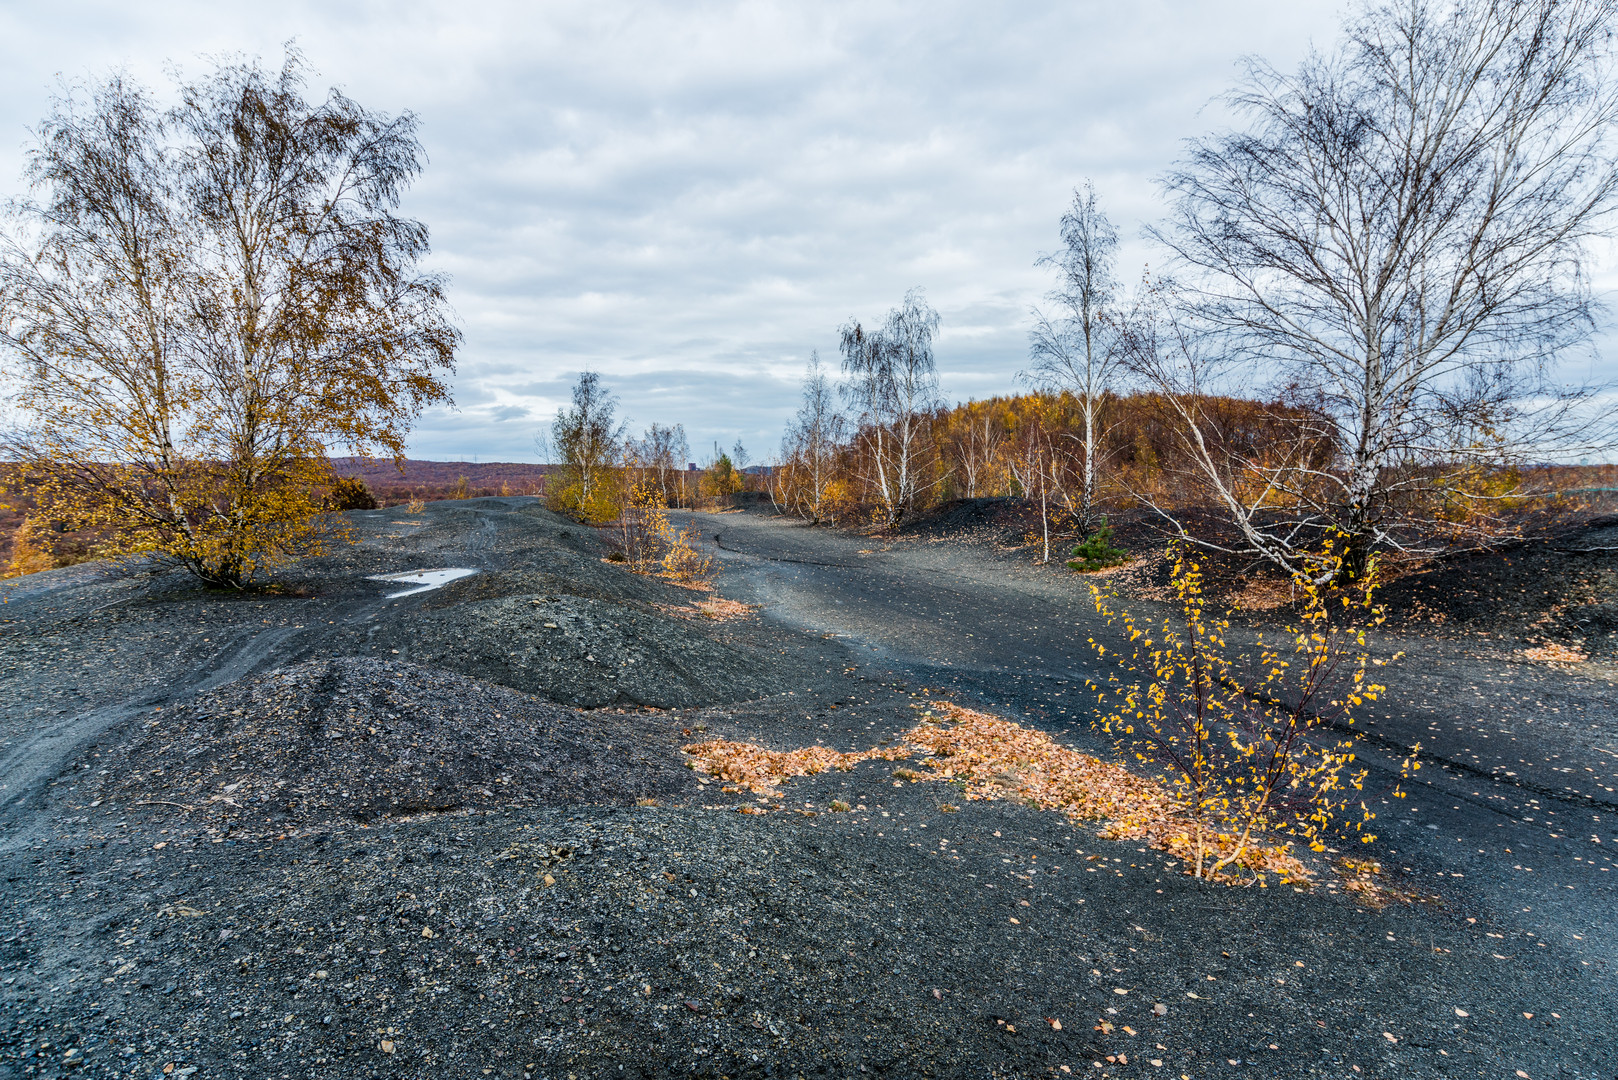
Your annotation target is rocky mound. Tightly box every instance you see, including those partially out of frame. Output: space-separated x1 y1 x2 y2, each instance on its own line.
355 587 780 708
75 658 696 835
1375 516 1618 646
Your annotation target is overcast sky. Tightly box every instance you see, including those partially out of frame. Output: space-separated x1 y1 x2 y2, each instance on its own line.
3 1 1614 463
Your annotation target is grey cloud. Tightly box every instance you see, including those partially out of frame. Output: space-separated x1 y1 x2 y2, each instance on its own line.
6 1 1613 462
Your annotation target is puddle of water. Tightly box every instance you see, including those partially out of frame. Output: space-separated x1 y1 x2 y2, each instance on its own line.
368 567 479 598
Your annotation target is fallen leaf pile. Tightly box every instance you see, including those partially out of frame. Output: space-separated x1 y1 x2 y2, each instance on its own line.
905 702 1173 827
681 740 911 799
685 700 1312 882
912 703 1310 882
1520 642 1588 665
1333 857 1440 909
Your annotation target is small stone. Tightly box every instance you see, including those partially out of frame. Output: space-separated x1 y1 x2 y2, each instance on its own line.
421 927 434 938
380 1040 395 1054
1152 1003 1168 1016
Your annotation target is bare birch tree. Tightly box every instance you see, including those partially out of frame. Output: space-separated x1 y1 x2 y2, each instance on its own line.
840 288 942 528
1151 0 1618 580
777 352 845 522
1025 182 1123 526
1123 279 1341 567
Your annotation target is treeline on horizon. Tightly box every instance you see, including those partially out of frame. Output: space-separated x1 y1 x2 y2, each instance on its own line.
768 386 1617 546
772 388 1334 526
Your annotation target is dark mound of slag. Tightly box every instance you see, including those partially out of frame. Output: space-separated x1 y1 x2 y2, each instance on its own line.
74 657 696 835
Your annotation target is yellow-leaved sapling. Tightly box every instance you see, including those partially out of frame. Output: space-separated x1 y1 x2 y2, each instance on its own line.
1086 539 1416 882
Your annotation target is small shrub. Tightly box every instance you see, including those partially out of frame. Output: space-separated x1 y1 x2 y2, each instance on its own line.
548 481 618 525
614 481 671 571
326 476 378 512
3 516 57 577
1066 518 1128 573
405 497 426 514
1087 539 1415 880
661 524 716 584
829 799 851 812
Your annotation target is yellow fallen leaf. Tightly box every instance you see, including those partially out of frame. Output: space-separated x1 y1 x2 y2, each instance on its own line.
1009 917 1020 924
1454 1008 1469 1017
543 874 556 886
1383 1032 1398 1042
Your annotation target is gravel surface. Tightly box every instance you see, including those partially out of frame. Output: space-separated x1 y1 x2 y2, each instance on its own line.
9 759 1612 1080
1 498 1615 1079
69 658 694 835
353 587 778 709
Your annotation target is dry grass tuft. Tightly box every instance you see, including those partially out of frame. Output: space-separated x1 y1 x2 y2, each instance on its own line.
692 597 756 620
653 597 756 621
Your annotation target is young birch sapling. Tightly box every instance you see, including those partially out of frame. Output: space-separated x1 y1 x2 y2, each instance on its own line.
1086 540 1416 881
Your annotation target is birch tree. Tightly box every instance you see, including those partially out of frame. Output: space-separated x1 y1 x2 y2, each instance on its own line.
777 352 845 522
550 370 624 516
1153 0 1618 579
0 56 457 587
840 288 942 527
1025 182 1123 527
